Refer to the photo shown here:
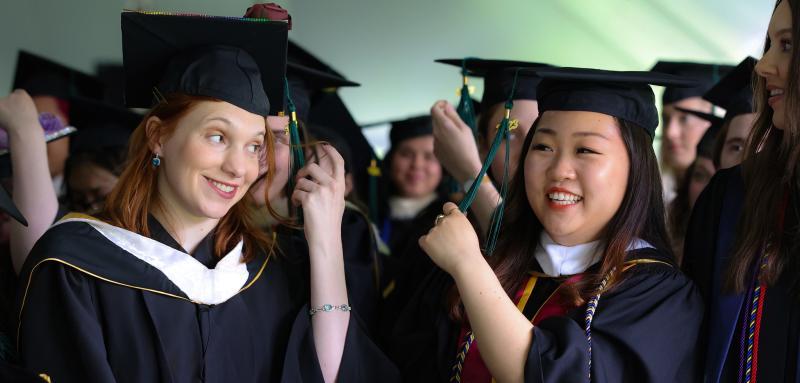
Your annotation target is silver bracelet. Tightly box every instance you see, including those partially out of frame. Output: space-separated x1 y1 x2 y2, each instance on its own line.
308 303 352 316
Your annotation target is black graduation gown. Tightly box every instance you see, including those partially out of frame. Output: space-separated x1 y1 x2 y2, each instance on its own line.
274 204 385 335
379 196 447 338
386 248 703 383
683 165 800 382
16 216 399 383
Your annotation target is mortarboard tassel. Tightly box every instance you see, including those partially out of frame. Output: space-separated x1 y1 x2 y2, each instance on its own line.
447 58 479 201
458 70 520 255
456 58 478 136
284 78 306 224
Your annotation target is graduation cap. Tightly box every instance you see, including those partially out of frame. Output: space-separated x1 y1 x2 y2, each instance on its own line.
121 11 289 116
703 57 757 119
68 97 143 154
288 40 346 78
436 58 553 107
676 107 723 161
436 58 552 136
96 63 128 106
534 67 700 138
12 50 104 100
286 62 359 122
389 115 433 149
650 61 733 105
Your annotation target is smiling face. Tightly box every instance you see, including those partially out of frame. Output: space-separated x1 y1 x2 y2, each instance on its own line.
755 0 793 130
390 135 442 198
153 100 266 222
525 110 630 246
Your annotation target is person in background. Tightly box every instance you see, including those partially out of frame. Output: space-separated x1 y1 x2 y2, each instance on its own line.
669 109 722 263
650 60 732 204
63 97 142 215
378 115 445 254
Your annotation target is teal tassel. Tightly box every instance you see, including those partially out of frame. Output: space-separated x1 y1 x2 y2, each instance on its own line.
447 58 478 200
458 69 520 255
484 125 511 255
456 58 477 135
285 78 305 224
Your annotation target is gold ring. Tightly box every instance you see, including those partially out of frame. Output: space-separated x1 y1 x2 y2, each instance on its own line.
435 214 446 226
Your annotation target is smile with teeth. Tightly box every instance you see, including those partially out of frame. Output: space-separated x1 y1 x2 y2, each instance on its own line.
208 178 237 193
547 192 583 205
770 88 785 96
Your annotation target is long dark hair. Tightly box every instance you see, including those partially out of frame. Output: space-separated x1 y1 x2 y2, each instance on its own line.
726 0 800 294
448 116 672 321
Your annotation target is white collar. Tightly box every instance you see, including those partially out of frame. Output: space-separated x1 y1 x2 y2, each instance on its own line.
389 193 438 220
54 217 249 305
534 232 654 277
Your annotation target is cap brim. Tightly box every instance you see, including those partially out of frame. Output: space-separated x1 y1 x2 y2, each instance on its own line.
435 58 552 77
530 67 700 88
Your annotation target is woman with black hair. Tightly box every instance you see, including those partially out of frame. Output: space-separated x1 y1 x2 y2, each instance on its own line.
388 68 703 382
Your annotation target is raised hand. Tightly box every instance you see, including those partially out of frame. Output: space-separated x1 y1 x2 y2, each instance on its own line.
431 100 483 183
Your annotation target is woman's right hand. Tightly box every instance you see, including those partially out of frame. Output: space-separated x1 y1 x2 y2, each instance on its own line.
0 90 41 137
430 100 483 183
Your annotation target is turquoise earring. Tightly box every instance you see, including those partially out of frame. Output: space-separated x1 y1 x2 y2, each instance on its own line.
151 153 161 168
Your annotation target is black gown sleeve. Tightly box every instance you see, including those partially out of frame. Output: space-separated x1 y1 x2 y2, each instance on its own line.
525 260 703 383
16 261 117 383
280 304 401 382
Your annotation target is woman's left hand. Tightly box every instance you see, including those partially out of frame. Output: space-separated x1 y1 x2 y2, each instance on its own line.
419 202 483 276
291 143 346 248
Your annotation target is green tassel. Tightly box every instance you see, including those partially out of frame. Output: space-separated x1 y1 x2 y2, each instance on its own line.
284 78 305 224
484 127 511 255
456 57 477 135
447 58 478 200
458 69 521 255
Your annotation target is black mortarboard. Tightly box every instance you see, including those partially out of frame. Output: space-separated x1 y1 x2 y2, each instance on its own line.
703 57 757 119
389 115 433 149
68 97 144 153
287 62 359 122
436 58 553 108
533 67 699 138
287 40 346 78
650 61 733 105
676 107 723 160
12 50 104 100
96 63 128 106
121 11 289 116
